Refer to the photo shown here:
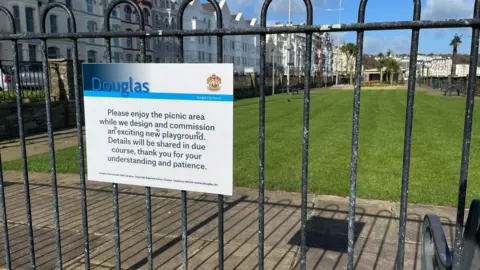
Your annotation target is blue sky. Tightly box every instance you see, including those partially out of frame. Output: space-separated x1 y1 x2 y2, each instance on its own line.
224 0 476 54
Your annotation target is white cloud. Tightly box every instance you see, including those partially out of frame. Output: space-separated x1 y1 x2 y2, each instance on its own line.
363 35 412 54
423 0 475 20
226 0 333 20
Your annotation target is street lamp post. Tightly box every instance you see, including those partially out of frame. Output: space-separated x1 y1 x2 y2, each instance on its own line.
286 0 292 94
326 0 344 85
272 49 275 95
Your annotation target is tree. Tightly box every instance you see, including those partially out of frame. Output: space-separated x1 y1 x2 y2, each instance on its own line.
386 49 392 58
449 33 462 86
341 43 357 85
385 58 401 85
376 52 387 83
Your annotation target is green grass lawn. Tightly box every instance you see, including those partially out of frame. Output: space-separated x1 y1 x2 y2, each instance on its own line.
4 90 480 206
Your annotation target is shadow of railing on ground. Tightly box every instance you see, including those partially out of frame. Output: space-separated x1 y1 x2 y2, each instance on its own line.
0 180 458 269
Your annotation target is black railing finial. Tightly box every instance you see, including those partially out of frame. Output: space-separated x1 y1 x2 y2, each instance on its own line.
105 0 145 32
40 3 76 34
0 7 16 34
261 0 313 27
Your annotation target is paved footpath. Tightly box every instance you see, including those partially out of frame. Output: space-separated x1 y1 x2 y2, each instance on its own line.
0 131 465 269
0 171 464 269
0 128 81 162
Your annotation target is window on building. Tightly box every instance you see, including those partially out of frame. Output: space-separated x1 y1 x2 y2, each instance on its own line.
166 0 170 9
50 15 58 33
160 0 165 8
171 19 176 29
87 0 93 13
125 54 133 63
13 6 21 32
66 0 72 8
87 21 96 43
231 41 235 50
208 53 212 62
112 8 117 18
17 44 23 61
133 10 139 23
146 39 150 50
66 49 72 59
198 51 201 62
164 18 169 29
113 25 120 46
125 6 132 21
126 29 133 48
26 7 34 32
87 50 97 63
47 47 60 59
114 52 121 63
208 37 211 46
28 45 36 62
143 8 150 25
67 18 72 32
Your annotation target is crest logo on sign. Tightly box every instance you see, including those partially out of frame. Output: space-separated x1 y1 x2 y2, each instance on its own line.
207 74 222 91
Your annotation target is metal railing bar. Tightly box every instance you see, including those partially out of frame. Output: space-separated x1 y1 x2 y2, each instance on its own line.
181 191 188 269
258 0 269 267
71 26 91 270
40 3 87 269
40 36 64 270
104 2 146 269
396 1 421 269
452 0 480 268
295 0 314 268
40 35 64 270
0 153 12 270
40 4 82 269
0 6 37 268
347 0 367 268
196 0 227 268
2 19 480 40
211 0 225 266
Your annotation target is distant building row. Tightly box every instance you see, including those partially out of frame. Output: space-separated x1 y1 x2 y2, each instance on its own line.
0 0 336 77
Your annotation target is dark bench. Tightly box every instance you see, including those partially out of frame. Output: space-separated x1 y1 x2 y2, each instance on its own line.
422 199 480 269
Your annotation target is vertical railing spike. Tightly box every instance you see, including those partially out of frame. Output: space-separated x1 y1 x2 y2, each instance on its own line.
396 1 421 269
347 1 367 269
453 0 480 268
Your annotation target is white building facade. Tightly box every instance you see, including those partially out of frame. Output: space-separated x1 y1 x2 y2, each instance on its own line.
0 0 333 78
181 0 260 74
0 0 117 63
266 23 333 78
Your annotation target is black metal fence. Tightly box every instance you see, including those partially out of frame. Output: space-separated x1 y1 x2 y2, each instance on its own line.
0 0 479 269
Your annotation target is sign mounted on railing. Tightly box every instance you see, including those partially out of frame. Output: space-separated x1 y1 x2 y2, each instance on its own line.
82 63 233 195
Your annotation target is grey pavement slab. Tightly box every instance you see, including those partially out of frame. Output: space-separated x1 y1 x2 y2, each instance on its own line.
0 172 464 269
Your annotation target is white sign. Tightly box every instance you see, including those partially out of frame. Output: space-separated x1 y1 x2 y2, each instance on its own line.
82 63 233 195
